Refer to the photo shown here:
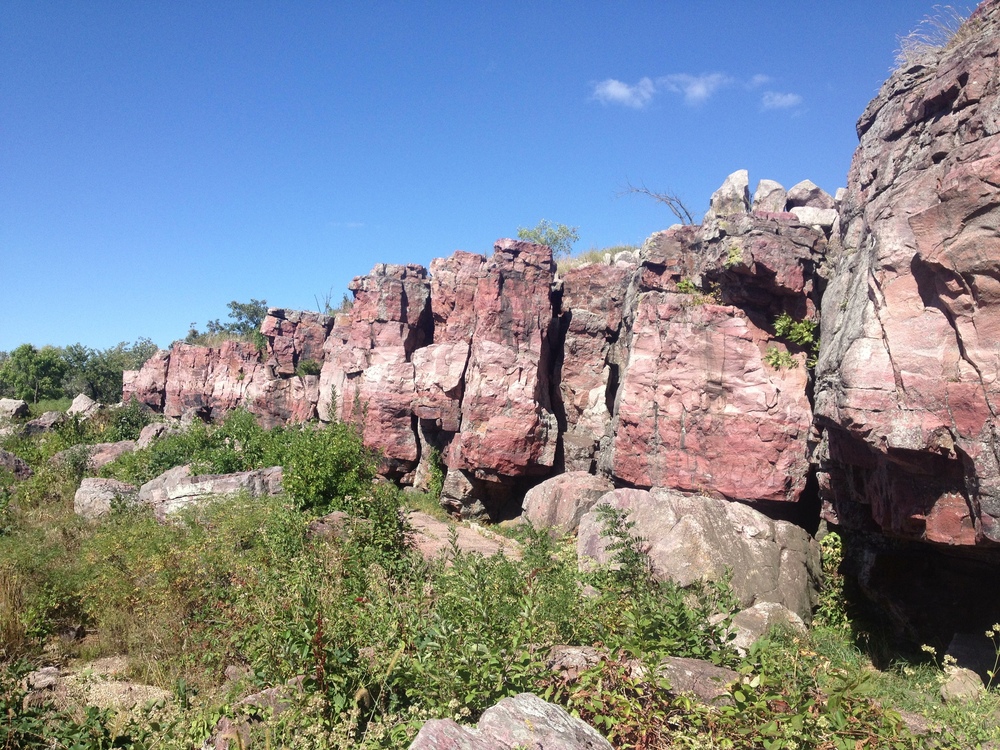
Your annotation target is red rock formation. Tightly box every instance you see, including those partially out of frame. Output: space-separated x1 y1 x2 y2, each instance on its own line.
558 262 633 471
261 308 333 377
610 292 812 502
448 240 559 477
815 0 1000 547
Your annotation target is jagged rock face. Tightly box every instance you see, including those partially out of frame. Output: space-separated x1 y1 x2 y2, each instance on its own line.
815 0 1000 547
261 308 333 377
448 240 560 478
610 291 812 502
558 263 633 471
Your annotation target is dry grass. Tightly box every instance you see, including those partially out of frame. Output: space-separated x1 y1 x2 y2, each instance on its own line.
557 244 638 274
895 5 975 68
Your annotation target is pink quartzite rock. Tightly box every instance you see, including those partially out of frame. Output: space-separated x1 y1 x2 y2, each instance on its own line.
123 350 170 410
261 308 334 377
815 0 1000 547
449 240 559 477
162 342 264 419
611 292 812 502
522 471 615 534
559 263 633 471
317 264 430 473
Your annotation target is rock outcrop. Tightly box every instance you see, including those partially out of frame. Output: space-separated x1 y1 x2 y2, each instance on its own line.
815 0 1000 550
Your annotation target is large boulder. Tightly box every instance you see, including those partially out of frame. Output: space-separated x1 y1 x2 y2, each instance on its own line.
52 441 136 472
577 488 820 621
74 478 139 519
137 465 283 519
522 472 615 535
409 692 612 750
67 394 101 419
0 398 29 420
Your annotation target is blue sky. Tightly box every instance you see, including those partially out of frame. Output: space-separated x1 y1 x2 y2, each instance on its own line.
1 1 956 350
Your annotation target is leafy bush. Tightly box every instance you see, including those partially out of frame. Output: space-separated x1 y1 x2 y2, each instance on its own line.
764 345 798 370
281 422 379 512
295 358 322 377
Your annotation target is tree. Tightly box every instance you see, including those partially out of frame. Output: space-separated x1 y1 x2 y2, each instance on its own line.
0 344 68 403
62 338 159 403
517 220 580 258
618 181 695 225
206 299 269 337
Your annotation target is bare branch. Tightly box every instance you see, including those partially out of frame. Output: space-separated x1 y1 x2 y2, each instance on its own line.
618 180 695 225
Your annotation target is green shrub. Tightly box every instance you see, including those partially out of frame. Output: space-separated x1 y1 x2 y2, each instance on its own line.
295 358 322 377
281 422 379 513
764 345 798 370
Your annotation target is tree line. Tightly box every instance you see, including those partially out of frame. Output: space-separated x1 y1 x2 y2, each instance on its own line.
0 340 159 405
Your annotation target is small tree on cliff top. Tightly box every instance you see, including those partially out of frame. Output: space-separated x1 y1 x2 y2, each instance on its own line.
517 219 580 258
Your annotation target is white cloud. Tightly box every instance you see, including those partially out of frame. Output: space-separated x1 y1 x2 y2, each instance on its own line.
658 73 732 105
747 74 771 89
761 91 803 109
591 77 656 108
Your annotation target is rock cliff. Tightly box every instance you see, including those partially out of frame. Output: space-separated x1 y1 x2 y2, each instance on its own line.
121 0 1000 639
125 197 830 520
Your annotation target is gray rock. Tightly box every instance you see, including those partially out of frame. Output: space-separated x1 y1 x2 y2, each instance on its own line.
74 478 139 519
657 657 738 706
706 169 750 219
790 206 838 230
547 645 604 681
751 179 787 213
67 394 101 418
0 398 29 420
522 472 614 535
23 411 66 436
940 666 985 703
786 179 835 210
410 692 612 749
577 488 820 621
728 601 806 655
138 465 283 519
25 666 60 690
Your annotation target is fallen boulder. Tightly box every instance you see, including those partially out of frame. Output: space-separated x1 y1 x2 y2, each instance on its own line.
0 398 29 420
522 472 615 535
67 394 102 419
577 488 820 621
137 465 283 519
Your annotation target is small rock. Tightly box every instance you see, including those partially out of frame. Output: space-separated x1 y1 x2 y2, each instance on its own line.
23 411 66 436
547 645 604 681
786 179 835 210
409 692 612 749
789 206 838 230
706 169 750 219
26 666 60 690
728 601 807 655
657 657 739 706
752 179 787 213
